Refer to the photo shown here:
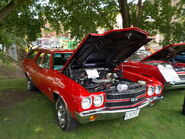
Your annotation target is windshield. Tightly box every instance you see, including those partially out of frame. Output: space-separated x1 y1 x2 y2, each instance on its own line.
127 46 152 62
53 52 73 70
171 51 185 63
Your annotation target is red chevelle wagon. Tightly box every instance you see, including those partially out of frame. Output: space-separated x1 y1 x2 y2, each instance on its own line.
23 27 163 131
123 43 185 89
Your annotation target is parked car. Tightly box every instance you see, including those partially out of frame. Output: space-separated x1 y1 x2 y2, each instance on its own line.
123 43 185 89
172 52 185 63
22 27 163 131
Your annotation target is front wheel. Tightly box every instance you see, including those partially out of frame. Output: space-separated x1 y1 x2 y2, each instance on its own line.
56 97 78 131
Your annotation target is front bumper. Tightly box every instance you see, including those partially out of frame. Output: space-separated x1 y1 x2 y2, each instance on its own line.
75 96 163 123
165 80 185 89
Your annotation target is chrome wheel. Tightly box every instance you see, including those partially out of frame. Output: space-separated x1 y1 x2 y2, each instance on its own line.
57 101 67 128
56 97 78 131
27 79 37 91
27 80 31 90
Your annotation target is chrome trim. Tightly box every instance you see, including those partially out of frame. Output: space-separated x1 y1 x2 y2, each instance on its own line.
165 81 185 89
107 88 146 95
75 96 163 123
106 95 145 102
106 98 130 101
54 92 68 111
105 99 145 106
79 99 148 117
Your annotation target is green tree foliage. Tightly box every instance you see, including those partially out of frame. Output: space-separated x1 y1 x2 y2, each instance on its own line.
46 0 185 45
0 0 45 47
130 0 185 45
0 0 185 48
45 0 118 38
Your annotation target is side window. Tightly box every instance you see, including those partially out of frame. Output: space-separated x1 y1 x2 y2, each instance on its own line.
27 50 38 59
36 52 45 65
42 53 51 69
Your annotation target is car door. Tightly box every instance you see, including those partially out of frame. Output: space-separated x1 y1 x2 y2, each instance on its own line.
23 50 39 83
36 53 53 97
30 52 46 89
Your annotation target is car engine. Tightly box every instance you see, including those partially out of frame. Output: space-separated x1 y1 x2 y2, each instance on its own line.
69 68 145 93
63 67 147 110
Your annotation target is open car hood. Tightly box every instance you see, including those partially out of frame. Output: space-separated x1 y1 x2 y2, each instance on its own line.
62 27 151 70
141 43 185 62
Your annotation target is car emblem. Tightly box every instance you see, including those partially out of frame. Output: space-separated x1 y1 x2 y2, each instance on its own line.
131 98 138 102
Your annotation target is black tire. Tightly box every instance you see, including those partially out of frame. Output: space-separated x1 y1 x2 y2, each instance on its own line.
27 79 37 91
56 97 78 131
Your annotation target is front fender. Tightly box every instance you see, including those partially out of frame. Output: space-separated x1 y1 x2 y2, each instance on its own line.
123 70 163 86
51 73 89 119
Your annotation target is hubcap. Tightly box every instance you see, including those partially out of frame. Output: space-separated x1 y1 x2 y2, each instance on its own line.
27 81 31 90
57 102 66 128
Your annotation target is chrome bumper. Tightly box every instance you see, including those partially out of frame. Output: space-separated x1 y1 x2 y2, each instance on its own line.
75 96 163 123
165 80 185 89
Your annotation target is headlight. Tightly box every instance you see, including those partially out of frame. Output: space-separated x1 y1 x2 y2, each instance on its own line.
94 95 104 107
147 86 155 96
81 97 92 109
117 84 128 91
155 86 161 95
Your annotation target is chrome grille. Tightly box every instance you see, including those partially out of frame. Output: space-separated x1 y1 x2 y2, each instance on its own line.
178 74 185 80
105 84 146 110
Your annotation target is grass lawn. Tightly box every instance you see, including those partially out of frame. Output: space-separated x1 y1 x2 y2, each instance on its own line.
0 79 185 139
0 79 26 91
0 61 24 79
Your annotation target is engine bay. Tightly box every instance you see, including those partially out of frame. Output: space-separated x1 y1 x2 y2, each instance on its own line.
69 68 146 93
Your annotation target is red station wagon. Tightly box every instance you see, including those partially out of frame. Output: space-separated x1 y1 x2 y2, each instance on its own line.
22 27 163 131
123 43 185 89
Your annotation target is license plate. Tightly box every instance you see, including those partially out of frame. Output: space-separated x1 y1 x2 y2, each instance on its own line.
124 109 140 120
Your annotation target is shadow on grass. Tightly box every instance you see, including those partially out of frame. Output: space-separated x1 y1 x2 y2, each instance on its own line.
0 87 185 139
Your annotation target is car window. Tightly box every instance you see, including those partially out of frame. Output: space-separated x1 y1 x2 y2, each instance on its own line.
53 53 72 70
42 53 51 69
36 52 45 65
27 50 38 59
171 51 185 63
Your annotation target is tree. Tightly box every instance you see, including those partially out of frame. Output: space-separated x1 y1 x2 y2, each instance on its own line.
0 0 185 48
0 0 18 23
0 0 45 47
136 0 185 45
45 0 118 38
118 0 130 28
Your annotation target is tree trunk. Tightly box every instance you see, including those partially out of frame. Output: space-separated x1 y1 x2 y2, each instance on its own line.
118 0 130 28
136 0 142 27
0 0 18 22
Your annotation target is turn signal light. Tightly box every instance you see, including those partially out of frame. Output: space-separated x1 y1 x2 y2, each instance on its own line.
89 115 97 121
